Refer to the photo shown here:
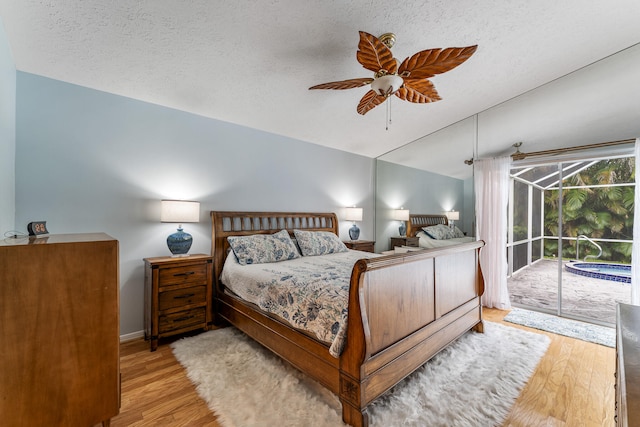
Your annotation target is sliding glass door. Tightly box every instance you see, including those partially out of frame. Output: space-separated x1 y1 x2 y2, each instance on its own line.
508 164 558 313
558 158 634 324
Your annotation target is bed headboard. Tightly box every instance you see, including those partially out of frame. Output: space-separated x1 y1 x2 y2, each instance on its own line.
210 211 339 287
406 214 448 238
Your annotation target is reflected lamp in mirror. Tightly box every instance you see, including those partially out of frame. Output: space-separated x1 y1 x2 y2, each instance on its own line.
393 208 410 237
344 207 363 241
445 210 459 228
161 200 200 256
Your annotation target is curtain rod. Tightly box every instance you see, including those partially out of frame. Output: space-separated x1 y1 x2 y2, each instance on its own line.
464 138 636 165
511 138 636 161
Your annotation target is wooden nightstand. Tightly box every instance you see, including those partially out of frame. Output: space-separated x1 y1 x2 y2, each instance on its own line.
144 254 213 351
390 236 419 249
343 240 375 253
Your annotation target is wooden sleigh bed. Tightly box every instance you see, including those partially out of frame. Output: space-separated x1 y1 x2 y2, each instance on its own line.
406 213 451 236
210 211 485 426
405 213 476 249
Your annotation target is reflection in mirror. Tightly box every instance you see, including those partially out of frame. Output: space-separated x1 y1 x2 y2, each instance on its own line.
375 116 477 253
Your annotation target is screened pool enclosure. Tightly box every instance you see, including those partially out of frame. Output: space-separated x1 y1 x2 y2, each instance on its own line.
506 155 634 325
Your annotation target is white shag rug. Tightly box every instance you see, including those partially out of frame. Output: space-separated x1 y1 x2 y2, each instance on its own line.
171 321 550 427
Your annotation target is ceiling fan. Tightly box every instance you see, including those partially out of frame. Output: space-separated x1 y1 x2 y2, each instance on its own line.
309 31 477 116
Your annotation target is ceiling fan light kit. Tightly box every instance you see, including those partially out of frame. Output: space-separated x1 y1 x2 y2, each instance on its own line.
371 74 404 96
310 31 477 116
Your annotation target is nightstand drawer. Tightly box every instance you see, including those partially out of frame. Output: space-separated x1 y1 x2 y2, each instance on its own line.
159 285 207 311
159 263 207 286
159 307 206 332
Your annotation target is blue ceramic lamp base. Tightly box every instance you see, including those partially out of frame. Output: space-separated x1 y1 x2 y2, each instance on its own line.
167 227 193 257
349 224 360 240
398 222 407 237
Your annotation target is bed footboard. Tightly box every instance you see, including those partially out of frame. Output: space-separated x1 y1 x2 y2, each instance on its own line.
339 240 485 426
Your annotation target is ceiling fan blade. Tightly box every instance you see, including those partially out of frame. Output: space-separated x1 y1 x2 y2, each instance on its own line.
395 79 442 103
357 90 386 115
309 77 374 90
398 45 478 79
356 31 398 75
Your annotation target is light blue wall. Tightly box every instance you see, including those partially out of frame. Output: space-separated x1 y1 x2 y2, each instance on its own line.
0 18 15 234
375 160 465 253
15 72 375 336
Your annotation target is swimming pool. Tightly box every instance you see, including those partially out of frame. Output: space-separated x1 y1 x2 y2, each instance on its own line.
565 262 631 283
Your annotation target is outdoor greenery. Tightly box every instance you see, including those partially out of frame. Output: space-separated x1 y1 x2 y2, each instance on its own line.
542 158 635 263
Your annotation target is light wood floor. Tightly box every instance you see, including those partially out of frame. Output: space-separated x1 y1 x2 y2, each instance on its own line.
109 308 615 426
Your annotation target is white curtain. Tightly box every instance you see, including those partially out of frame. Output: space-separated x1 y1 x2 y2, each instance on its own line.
474 156 511 309
632 138 640 305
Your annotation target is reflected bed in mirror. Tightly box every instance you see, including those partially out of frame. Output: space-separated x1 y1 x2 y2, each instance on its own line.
407 214 475 250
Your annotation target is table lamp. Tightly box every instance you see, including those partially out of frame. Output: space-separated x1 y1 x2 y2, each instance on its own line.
161 200 200 256
445 210 459 228
393 208 410 236
344 207 363 240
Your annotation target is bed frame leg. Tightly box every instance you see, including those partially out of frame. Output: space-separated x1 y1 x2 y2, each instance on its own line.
341 401 368 427
473 319 485 333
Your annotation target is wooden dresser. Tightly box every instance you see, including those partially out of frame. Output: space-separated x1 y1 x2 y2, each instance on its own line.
0 233 120 427
616 303 640 426
144 254 213 351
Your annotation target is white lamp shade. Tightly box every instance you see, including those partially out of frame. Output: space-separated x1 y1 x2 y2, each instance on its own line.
161 200 200 223
393 209 410 221
445 211 460 221
344 207 363 222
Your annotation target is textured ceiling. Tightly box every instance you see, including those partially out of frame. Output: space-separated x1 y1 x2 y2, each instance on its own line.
1 1 640 178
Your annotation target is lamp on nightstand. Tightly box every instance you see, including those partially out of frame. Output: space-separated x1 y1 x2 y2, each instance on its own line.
344 207 363 241
445 210 459 228
393 208 410 237
161 200 200 256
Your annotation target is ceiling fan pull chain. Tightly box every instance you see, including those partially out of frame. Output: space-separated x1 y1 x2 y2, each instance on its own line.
385 99 389 130
386 97 392 131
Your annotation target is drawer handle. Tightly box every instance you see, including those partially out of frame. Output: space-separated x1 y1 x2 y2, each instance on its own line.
173 271 195 277
173 315 194 322
174 293 196 299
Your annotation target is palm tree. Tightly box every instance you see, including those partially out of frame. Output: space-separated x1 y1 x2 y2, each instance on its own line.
543 158 634 263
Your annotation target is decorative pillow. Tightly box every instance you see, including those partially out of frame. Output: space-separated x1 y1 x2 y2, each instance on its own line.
293 229 348 256
422 224 456 240
227 229 300 265
452 226 465 238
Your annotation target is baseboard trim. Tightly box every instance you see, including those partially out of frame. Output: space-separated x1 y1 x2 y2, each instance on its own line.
120 330 145 343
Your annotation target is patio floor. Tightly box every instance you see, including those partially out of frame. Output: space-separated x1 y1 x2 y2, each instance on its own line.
507 259 630 325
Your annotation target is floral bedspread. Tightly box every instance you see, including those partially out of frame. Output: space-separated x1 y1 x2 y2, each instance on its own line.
220 250 379 357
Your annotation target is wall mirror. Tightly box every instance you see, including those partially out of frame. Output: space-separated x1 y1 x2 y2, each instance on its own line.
375 116 477 253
